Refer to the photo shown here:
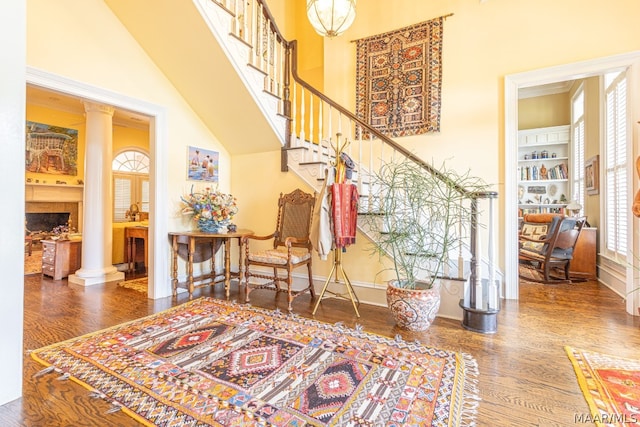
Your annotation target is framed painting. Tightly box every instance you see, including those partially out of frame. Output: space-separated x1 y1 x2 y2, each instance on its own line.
25 121 78 175
187 146 219 182
585 155 599 195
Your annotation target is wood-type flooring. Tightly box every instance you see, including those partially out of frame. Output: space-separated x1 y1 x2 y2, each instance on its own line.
1 273 639 426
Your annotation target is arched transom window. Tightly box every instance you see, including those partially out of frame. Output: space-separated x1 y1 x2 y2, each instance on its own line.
112 150 150 222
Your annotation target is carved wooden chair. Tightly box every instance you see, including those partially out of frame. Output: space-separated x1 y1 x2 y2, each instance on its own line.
243 189 316 311
519 215 586 283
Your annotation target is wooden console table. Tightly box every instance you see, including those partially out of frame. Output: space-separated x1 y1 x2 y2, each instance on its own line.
169 229 253 298
125 226 148 273
570 227 597 280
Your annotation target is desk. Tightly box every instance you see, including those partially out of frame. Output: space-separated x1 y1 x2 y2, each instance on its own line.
169 229 253 298
125 226 148 273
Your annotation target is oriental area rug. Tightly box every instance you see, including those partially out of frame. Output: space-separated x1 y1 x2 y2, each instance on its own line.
565 346 640 426
31 298 479 426
24 250 43 275
355 17 444 138
117 277 148 293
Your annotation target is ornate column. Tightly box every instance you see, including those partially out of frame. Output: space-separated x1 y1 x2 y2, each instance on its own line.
68 102 124 286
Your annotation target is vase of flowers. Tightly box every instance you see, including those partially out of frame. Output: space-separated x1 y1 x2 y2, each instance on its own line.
181 186 238 233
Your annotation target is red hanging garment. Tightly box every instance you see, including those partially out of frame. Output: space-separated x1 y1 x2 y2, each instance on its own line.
331 183 358 249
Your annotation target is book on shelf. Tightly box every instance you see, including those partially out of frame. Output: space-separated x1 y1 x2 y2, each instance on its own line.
519 162 568 181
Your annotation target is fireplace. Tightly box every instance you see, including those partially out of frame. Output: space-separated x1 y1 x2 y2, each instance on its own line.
25 183 83 233
25 212 71 233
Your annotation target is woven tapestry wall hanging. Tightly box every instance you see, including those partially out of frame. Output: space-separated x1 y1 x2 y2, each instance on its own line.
356 17 444 137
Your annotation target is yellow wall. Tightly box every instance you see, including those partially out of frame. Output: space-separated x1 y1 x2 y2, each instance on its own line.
113 125 150 155
27 0 231 238
25 104 150 185
301 0 640 279
518 93 570 130
582 76 602 229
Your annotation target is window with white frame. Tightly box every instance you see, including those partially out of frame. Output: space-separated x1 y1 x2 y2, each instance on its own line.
603 70 628 258
113 150 150 222
571 85 585 211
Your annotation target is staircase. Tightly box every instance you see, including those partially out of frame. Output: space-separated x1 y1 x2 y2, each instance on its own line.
194 0 501 326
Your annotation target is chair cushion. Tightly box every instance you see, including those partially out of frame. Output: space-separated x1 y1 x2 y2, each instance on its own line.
248 248 311 265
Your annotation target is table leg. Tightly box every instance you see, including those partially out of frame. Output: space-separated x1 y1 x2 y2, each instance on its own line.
126 236 132 273
171 236 178 297
188 237 195 298
143 235 148 273
132 237 137 273
224 237 231 297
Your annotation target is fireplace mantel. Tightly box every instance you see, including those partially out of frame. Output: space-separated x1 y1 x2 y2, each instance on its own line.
26 184 84 232
26 183 83 203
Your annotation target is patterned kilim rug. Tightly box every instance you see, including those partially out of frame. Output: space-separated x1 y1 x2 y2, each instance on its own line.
565 346 640 426
31 298 479 426
24 250 42 275
117 277 148 293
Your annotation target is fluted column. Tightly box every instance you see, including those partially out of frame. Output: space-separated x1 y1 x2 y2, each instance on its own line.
68 102 124 286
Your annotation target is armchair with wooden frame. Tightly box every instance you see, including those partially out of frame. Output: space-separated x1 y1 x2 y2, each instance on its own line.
519 214 587 284
243 189 317 311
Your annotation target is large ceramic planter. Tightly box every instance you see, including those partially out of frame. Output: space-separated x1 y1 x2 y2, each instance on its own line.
386 280 441 331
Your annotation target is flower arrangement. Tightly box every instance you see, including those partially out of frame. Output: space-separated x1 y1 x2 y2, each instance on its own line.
181 186 238 232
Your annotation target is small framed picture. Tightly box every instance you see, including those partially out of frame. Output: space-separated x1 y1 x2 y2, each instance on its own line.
585 155 599 195
187 146 219 182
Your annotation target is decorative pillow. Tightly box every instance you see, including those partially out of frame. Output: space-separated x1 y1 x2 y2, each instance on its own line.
520 222 549 252
521 223 548 239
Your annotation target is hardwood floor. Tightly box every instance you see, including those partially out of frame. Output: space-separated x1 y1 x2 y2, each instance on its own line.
1 273 638 426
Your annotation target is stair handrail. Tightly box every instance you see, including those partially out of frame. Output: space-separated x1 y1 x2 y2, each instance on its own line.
209 0 500 315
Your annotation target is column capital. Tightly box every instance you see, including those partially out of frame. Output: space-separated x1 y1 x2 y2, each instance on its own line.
83 101 115 116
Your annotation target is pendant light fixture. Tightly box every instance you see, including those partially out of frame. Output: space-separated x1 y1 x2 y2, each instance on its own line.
306 0 356 38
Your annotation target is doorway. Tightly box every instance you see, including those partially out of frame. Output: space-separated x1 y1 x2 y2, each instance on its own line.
504 51 640 315
26 67 171 299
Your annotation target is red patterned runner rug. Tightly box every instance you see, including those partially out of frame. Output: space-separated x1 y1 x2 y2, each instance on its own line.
31 298 479 426
565 346 640 426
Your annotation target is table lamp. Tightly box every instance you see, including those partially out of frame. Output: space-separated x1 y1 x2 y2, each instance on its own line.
566 200 582 217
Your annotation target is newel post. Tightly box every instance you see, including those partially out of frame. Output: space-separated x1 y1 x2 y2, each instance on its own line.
460 191 500 333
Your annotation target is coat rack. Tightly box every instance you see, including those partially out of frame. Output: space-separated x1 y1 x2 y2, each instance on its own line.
312 133 361 317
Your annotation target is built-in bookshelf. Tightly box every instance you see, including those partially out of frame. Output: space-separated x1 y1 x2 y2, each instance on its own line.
517 125 570 216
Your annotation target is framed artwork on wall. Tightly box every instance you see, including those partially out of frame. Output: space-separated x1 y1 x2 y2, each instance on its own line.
585 155 599 195
25 121 78 176
187 146 219 182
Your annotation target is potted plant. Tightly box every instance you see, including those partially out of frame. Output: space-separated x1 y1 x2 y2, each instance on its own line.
363 159 488 331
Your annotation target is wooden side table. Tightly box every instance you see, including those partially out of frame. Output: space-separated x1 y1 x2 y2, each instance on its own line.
125 226 148 273
42 239 82 280
169 229 253 298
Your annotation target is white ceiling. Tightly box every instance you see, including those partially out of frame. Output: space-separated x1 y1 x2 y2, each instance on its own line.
518 80 574 99
26 85 150 130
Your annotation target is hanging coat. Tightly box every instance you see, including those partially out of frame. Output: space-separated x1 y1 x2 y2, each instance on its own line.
310 168 334 260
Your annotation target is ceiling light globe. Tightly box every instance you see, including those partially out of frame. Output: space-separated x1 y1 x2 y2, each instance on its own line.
307 0 356 38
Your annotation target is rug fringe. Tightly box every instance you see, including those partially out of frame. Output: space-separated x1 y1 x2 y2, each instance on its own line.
105 403 123 414
458 352 481 426
33 366 56 378
56 372 70 381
